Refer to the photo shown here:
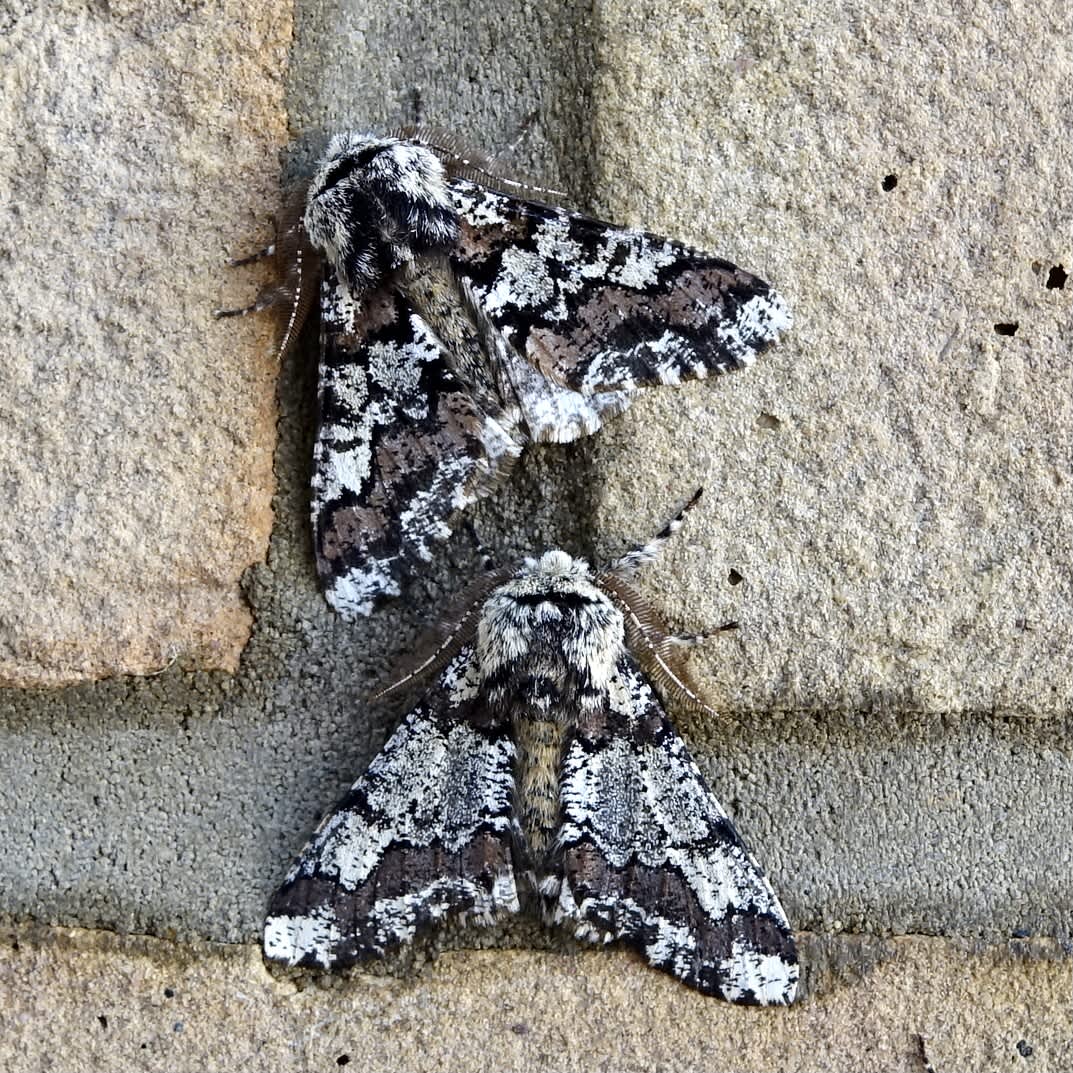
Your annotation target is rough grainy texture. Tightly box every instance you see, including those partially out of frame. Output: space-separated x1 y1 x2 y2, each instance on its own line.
1 925 1070 1073
0 3 289 686
580 2 1073 718
2 678 1072 942
1 0 1072 1068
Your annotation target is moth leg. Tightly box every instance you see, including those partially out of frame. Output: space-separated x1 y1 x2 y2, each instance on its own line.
215 184 316 345
225 244 276 268
214 236 292 319
409 86 424 127
607 487 704 578
212 285 292 320
488 109 540 166
461 519 496 573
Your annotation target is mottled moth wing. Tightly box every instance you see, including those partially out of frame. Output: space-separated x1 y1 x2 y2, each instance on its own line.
550 654 798 1005
312 273 522 617
449 178 792 402
264 649 519 968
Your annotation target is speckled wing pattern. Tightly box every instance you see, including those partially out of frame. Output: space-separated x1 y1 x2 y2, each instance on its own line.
264 649 519 968
449 178 791 400
549 654 798 1005
265 542 796 1002
311 273 522 618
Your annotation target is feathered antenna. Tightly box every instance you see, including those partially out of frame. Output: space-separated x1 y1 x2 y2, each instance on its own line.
372 568 512 701
396 113 568 202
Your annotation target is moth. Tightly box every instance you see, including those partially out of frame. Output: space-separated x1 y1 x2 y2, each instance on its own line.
219 129 792 617
264 492 798 1005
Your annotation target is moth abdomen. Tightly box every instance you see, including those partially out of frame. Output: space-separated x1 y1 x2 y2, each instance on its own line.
399 258 506 418
513 715 568 874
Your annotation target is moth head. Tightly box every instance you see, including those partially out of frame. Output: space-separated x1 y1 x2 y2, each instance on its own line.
304 132 461 296
477 551 622 646
520 549 592 582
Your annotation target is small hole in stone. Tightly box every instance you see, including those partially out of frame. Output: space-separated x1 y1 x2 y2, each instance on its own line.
994 322 1018 336
757 412 781 429
881 173 898 191
1016 1039 1033 1058
97 1015 108 1030
511 1023 530 1036
1046 264 1067 289
337 1057 351 1067
728 569 744 586
164 987 175 999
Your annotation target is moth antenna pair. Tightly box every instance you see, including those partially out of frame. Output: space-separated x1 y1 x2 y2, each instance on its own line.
377 489 728 711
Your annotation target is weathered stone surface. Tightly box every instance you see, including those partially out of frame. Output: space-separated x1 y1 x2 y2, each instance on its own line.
580 1 1073 718
1 925 1069 1073
278 0 1073 717
0 3 291 686
0 0 1070 970
1 1 1071 1070
3 685 1071 944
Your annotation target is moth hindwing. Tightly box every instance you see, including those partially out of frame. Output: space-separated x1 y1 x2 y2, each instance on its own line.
221 130 792 617
265 495 799 1005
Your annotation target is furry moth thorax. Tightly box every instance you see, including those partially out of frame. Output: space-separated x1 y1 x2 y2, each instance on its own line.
303 133 460 295
476 551 626 716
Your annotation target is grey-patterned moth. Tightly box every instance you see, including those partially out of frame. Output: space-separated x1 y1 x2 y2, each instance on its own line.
264 493 798 1005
